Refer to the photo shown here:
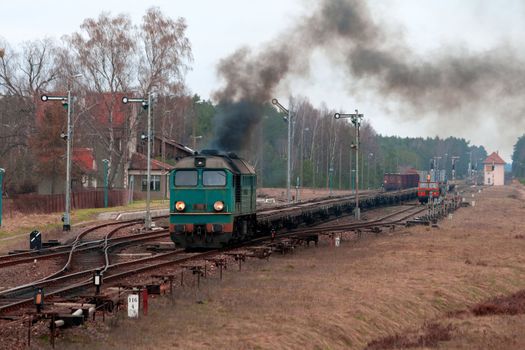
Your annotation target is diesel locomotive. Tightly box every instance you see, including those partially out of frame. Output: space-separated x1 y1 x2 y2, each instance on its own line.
169 150 257 249
417 174 448 203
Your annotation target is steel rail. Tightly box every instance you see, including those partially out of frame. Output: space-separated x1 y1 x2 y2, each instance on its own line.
0 230 169 299
0 248 203 313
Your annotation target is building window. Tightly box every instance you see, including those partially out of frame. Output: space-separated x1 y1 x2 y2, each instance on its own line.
142 175 161 191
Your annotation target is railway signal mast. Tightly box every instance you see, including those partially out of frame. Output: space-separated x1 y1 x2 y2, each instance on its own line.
122 93 153 229
451 156 460 181
271 98 293 203
40 90 74 231
334 110 364 220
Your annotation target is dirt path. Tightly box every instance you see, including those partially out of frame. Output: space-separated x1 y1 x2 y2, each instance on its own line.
46 185 525 349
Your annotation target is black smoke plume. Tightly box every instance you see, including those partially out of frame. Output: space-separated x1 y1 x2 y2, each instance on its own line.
210 101 263 151
212 0 525 152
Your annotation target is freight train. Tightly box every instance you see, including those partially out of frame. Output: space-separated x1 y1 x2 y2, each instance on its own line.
169 150 257 249
169 152 418 249
382 173 419 191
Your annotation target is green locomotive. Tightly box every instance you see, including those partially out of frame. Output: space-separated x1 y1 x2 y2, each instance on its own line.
169 150 257 249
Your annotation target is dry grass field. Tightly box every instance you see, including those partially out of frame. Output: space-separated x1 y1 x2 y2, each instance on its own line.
46 185 525 349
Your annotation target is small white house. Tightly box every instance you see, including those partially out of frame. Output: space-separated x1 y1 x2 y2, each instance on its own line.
483 152 506 186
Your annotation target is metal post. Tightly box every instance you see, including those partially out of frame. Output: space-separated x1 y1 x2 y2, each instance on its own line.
271 99 292 203
367 155 370 190
329 166 333 196
64 90 72 231
123 94 153 229
354 111 361 220
145 93 152 229
286 109 292 203
349 146 353 191
334 110 363 219
41 92 76 230
300 128 308 199
0 168 4 227
103 159 109 208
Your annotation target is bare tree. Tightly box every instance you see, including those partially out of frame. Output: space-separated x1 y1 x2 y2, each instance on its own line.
65 13 136 188
138 7 192 94
137 7 193 174
64 9 193 190
0 39 60 194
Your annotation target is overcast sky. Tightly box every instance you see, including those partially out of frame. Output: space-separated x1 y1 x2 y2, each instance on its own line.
2 0 524 161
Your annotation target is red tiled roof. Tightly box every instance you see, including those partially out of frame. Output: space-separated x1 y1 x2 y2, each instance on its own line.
73 148 97 173
129 153 175 171
483 152 506 165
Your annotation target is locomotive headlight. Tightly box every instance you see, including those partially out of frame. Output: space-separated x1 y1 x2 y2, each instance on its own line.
213 201 224 212
175 201 186 212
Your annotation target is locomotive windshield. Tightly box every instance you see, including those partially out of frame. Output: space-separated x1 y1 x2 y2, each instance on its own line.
418 182 437 188
174 170 198 186
203 170 227 186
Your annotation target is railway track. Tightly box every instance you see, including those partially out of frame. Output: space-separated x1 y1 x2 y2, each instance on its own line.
0 194 453 316
263 204 427 243
0 229 172 313
0 216 170 269
0 203 420 315
0 220 143 266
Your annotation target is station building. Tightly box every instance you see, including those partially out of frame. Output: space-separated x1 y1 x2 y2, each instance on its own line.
483 152 506 186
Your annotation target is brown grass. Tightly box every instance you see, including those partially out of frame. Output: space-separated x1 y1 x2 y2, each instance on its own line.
43 184 525 349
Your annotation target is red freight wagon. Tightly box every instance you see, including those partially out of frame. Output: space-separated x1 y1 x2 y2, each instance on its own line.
383 173 419 191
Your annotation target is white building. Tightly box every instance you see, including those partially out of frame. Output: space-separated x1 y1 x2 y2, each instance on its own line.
483 152 506 186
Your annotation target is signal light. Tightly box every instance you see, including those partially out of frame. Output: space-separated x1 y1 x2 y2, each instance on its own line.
34 287 44 313
213 201 224 212
195 157 206 167
175 201 185 212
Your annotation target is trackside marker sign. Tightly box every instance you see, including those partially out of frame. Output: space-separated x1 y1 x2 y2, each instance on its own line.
128 294 139 318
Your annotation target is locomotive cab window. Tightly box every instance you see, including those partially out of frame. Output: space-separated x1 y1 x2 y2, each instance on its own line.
174 170 198 187
203 170 226 186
